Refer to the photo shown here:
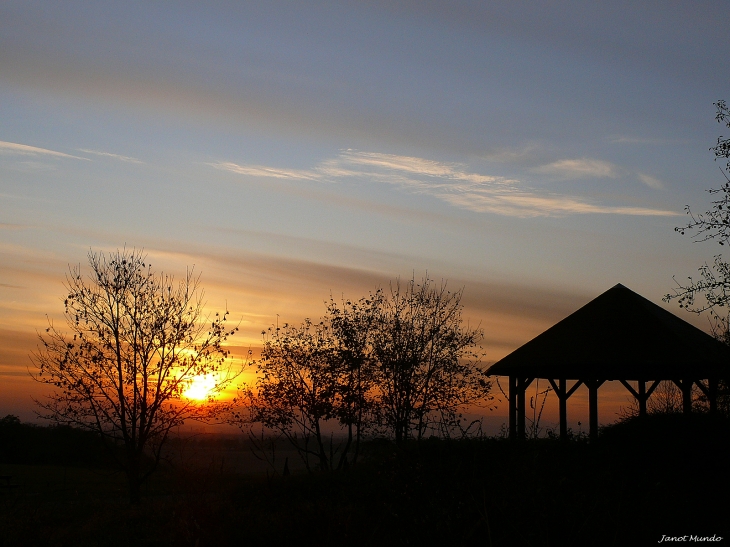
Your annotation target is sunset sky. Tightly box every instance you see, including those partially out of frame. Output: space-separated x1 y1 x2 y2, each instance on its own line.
1 1 727 428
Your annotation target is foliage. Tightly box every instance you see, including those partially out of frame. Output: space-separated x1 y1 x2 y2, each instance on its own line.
370 277 491 443
665 101 730 417
325 293 380 463
234 276 493 470
238 319 342 471
666 101 730 328
31 248 238 503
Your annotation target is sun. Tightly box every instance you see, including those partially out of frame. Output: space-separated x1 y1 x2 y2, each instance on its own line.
183 374 217 401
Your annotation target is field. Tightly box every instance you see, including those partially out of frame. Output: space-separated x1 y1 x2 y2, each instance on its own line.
1 415 729 546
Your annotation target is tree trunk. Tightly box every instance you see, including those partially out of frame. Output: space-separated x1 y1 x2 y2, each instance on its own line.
127 451 142 505
128 473 141 505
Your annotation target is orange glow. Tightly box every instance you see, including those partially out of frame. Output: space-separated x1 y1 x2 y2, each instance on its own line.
183 374 217 401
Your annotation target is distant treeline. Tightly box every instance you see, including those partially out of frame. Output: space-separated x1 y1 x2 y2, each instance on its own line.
0 414 111 467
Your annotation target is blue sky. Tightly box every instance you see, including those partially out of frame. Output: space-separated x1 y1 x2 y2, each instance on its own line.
1 1 727 423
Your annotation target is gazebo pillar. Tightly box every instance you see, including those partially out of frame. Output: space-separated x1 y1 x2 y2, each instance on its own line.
694 378 719 415
683 380 693 414
559 379 567 439
638 380 646 417
517 378 525 440
517 377 526 440
674 379 694 415
514 377 534 440
585 379 605 441
547 378 583 441
619 379 661 418
588 381 598 441
508 375 517 440
708 378 718 415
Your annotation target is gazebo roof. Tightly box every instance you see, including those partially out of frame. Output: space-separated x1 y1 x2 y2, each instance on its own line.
487 284 730 381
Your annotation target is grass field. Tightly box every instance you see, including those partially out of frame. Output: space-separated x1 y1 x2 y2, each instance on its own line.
1 415 729 546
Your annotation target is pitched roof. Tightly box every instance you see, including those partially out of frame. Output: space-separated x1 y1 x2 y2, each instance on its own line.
487 284 730 380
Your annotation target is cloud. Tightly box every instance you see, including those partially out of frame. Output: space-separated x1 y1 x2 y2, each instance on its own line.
335 150 506 185
439 190 674 217
638 173 664 190
209 161 320 181
534 158 617 179
211 150 678 218
0 141 89 161
77 149 143 163
137 242 614 365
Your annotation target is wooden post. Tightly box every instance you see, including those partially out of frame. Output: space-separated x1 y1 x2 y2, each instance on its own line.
694 379 718 415
509 375 517 440
559 378 567 440
621 379 661 419
549 378 583 441
588 381 598 441
638 380 646 417
682 379 693 415
586 379 604 441
517 377 526 441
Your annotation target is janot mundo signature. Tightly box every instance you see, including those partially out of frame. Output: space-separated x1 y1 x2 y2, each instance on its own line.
658 536 723 543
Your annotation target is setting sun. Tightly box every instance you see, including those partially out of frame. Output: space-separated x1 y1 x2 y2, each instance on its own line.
183 374 217 401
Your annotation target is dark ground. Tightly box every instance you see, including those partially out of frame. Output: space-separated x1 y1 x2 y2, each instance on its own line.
0 415 728 546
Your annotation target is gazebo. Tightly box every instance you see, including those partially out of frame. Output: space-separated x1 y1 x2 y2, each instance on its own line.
487 283 730 441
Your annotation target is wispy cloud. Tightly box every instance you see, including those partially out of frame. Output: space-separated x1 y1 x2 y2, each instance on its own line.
534 158 617 179
209 161 320 181
638 173 664 190
77 149 143 163
210 150 678 218
437 190 673 217
333 150 508 185
0 141 89 161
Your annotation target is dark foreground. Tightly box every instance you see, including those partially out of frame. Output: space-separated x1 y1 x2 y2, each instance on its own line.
1 415 729 546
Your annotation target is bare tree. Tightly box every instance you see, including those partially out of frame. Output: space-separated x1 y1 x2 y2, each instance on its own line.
371 277 492 444
32 249 237 503
666 101 730 324
326 294 380 466
239 319 340 471
233 276 493 471
235 299 380 472
665 101 730 416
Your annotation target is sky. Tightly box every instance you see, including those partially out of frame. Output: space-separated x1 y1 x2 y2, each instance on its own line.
1 1 728 429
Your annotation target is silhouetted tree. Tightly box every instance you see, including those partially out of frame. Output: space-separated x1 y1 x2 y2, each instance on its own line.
370 277 491 444
32 249 237 503
667 101 730 324
326 294 380 465
665 101 730 415
234 276 492 468
239 319 341 471
236 299 380 471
